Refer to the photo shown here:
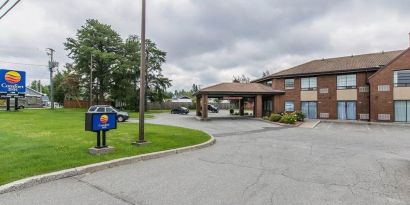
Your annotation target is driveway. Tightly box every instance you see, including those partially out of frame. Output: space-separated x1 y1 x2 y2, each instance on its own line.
1 113 410 205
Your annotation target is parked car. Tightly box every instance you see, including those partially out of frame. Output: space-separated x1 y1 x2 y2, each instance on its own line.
171 107 190 115
208 104 219 113
88 105 129 122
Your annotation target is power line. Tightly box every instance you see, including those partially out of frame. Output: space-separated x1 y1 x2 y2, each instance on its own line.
0 0 10 10
0 0 21 20
0 60 48 67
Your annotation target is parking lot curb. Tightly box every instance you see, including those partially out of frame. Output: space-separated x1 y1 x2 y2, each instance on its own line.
320 119 410 127
0 135 216 195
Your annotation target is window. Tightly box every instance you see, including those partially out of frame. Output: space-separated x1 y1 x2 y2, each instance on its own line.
337 74 356 89
284 79 294 89
301 101 317 119
337 101 356 120
284 101 294 112
395 101 410 122
394 70 410 87
88 106 97 112
96 107 105 112
301 77 317 91
106 107 115 113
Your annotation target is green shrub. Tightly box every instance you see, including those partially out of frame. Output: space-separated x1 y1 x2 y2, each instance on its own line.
295 111 305 122
279 112 297 124
269 113 282 122
229 109 234 115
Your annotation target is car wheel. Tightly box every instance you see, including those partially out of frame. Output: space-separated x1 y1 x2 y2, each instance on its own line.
118 116 124 122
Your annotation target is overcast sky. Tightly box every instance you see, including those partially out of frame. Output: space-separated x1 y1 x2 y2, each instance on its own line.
0 0 410 91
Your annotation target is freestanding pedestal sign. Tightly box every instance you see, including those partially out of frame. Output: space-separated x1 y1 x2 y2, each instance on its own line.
0 69 26 111
85 112 117 155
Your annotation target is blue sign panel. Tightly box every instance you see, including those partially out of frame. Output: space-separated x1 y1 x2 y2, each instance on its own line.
0 69 26 95
92 113 117 131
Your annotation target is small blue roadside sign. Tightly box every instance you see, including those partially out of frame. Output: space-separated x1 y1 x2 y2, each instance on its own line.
0 69 26 97
92 113 117 132
85 112 117 150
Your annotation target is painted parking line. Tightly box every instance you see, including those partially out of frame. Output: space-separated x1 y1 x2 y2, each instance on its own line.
366 125 371 131
326 122 333 129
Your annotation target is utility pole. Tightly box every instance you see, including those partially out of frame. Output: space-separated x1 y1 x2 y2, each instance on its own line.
46 48 57 109
89 54 93 107
138 0 147 144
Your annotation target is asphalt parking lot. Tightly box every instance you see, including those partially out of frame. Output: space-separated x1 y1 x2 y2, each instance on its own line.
1 112 410 205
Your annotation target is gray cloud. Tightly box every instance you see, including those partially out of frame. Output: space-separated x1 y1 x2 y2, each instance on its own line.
0 0 409 90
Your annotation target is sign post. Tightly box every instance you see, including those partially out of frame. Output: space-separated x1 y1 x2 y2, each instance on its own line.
85 112 117 155
0 69 26 111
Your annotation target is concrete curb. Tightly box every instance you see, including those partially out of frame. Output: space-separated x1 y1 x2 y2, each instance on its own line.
320 119 410 127
0 136 216 195
254 118 301 127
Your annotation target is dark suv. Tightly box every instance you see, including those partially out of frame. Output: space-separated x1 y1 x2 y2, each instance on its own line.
171 107 190 115
208 104 219 113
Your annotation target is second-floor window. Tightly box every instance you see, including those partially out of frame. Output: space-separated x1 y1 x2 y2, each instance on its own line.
301 77 317 91
284 79 294 89
394 70 410 87
337 74 356 89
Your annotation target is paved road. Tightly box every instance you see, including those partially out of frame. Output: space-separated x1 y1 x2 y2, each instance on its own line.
1 113 410 205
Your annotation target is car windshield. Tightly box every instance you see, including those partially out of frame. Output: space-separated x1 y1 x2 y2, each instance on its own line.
88 106 97 112
181 107 188 110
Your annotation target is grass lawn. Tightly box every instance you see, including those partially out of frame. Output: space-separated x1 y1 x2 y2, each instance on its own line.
0 109 210 185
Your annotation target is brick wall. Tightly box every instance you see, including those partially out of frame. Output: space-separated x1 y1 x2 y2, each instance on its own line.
272 78 301 113
270 72 373 120
369 48 410 122
317 75 337 119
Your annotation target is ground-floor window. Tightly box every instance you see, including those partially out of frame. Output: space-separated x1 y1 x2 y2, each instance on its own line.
394 101 410 122
301 101 317 119
285 101 294 112
337 101 356 120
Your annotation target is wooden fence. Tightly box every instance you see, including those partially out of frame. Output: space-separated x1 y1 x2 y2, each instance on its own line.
63 99 113 108
147 102 234 110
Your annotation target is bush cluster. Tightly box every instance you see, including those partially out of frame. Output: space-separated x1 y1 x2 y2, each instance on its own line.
279 112 297 124
295 111 305 122
267 111 305 124
269 114 282 122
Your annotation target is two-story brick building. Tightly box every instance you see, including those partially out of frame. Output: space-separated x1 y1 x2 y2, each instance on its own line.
251 48 410 122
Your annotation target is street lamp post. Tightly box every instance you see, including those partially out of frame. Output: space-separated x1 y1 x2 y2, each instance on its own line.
138 0 146 143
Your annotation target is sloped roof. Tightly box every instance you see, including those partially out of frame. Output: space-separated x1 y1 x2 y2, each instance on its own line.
195 83 284 96
253 50 404 82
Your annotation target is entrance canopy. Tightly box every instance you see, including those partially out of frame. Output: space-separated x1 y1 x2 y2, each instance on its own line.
194 83 284 120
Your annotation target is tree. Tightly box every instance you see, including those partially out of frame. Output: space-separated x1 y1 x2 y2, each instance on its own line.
191 84 199 93
29 80 49 95
233 74 251 83
144 39 172 105
262 70 270 77
64 19 123 104
53 72 65 104
64 19 172 110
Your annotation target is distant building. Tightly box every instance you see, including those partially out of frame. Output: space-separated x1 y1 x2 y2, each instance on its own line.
20 87 48 108
172 96 193 103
